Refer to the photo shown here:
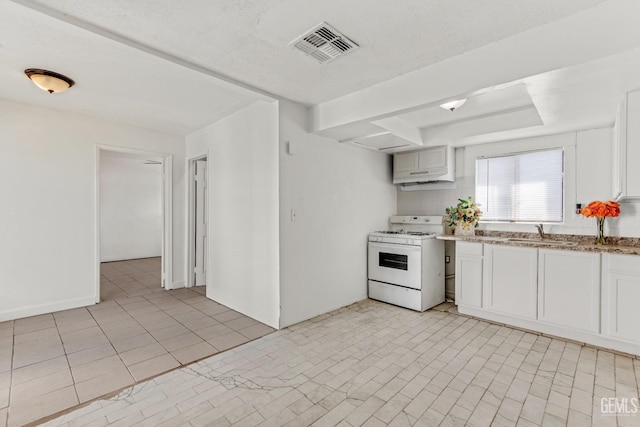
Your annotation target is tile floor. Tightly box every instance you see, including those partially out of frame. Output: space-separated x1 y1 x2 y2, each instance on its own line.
0 258 275 426
43 299 640 427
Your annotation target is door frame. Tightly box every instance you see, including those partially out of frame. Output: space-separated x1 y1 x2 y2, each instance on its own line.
186 153 208 287
95 144 174 303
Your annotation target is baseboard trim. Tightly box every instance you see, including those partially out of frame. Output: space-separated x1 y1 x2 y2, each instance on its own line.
279 294 367 329
101 255 162 263
0 296 96 322
171 281 185 290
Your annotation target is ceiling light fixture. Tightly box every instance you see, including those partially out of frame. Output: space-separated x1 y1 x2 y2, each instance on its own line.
24 68 75 94
439 99 467 112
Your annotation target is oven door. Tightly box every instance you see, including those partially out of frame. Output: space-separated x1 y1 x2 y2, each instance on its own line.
368 242 421 289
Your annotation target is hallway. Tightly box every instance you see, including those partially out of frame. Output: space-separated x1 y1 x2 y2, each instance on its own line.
0 258 275 426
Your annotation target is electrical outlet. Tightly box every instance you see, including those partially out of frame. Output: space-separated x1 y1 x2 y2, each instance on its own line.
445 256 451 263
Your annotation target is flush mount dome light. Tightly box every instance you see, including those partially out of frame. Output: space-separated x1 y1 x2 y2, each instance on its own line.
439 99 467 112
24 68 75 94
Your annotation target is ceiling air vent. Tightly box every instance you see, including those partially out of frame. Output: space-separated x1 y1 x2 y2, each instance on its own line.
289 22 359 64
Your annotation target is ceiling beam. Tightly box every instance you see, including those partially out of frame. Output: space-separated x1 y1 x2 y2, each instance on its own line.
370 117 423 146
310 0 640 134
8 0 280 104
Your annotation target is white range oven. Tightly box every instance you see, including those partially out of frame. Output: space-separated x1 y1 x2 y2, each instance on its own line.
368 215 445 311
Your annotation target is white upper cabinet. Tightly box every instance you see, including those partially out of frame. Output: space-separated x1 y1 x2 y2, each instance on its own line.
394 151 419 173
393 145 454 184
576 128 613 203
613 90 640 200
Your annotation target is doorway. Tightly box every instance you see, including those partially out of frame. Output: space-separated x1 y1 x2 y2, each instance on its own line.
187 155 208 288
95 145 173 302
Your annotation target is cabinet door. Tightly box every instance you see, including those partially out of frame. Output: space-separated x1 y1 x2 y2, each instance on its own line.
394 151 419 173
418 146 447 170
602 254 640 343
626 90 640 197
614 90 640 200
612 93 626 199
538 249 600 333
483 244 538 319
455 242 483 308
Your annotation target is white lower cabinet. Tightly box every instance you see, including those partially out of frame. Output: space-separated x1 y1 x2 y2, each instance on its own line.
454 241 640 354
602 253 640 343
483 244 538 319
454 241 483 308
538 249 600 333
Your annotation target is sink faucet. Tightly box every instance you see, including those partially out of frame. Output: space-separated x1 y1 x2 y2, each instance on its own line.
535 224 545 239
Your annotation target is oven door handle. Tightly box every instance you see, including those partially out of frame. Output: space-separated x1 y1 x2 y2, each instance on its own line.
368 242 421 253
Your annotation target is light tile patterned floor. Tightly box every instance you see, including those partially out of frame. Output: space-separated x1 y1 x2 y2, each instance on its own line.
43 299 640 427
0 258 274 426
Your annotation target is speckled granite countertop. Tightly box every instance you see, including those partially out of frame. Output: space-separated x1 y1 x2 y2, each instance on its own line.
436 231 640 255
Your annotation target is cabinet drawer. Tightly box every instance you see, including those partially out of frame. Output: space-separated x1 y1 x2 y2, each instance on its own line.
368 280 422 311
606 253 640 274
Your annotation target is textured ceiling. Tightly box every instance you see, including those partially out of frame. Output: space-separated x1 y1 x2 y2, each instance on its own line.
0 1 270 135
18 0 604 105
6 0 635 145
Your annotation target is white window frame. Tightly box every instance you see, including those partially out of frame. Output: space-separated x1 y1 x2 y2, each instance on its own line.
475 148 565 224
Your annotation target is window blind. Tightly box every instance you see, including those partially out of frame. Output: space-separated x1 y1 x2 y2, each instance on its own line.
475 149 564 223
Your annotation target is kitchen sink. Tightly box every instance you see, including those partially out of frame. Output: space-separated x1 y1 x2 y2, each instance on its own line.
504 238 579 247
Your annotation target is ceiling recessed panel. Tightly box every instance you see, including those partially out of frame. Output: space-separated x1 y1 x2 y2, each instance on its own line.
421 106 543 146
396 83 535 129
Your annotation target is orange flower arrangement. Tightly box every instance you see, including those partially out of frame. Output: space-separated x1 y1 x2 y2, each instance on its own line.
581 200 620 244
580 200 620 218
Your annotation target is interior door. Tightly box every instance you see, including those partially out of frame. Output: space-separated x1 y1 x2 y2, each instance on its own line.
194 160 207 286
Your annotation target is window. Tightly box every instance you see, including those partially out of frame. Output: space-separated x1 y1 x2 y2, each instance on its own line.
475 148 564 223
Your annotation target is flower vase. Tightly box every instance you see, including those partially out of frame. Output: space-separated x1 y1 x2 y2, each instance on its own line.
595 217 606 245
454 222 475 236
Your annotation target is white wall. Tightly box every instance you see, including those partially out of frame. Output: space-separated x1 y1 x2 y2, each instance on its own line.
100 154 163 262
279 100 397 328
186 101 280 328
398 128 640 238
0 99 185 322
